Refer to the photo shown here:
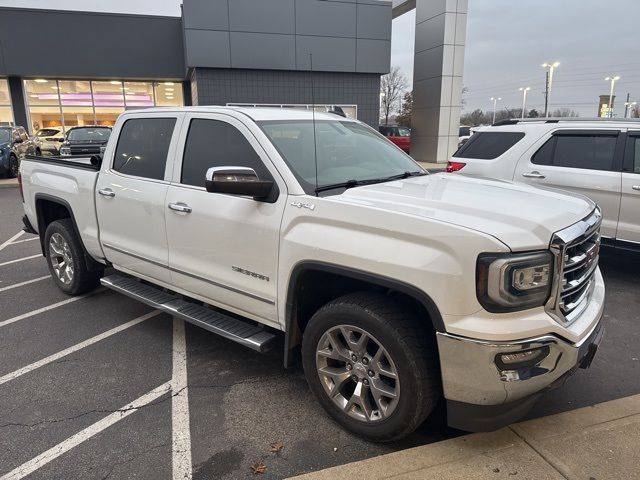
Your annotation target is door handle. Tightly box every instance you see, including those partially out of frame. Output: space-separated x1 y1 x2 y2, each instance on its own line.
632 185 640 191
168 202 192 214
98 188 115 198
522 171 546 179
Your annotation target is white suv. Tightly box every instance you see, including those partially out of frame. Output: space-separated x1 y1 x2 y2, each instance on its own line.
449 118 640 250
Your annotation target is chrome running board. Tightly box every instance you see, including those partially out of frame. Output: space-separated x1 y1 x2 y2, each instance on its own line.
101 274 276 352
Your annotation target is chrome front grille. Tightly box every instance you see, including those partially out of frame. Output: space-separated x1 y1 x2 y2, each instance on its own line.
547 209 602 325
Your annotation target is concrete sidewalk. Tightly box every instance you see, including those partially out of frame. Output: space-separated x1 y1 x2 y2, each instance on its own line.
418 161 447 172
291 393 640 480
0 178 18 188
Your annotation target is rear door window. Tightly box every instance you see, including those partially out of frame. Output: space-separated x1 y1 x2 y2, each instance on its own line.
113 118 176 180
532 133 618 172
454 132 525 159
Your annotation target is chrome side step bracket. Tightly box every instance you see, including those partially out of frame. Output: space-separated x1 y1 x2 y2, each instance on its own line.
100 274 276 352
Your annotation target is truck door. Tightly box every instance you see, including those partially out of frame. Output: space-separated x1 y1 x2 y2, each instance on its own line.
165 113 286 325
514 129 623 239
618 132 640 245
96 113 182 284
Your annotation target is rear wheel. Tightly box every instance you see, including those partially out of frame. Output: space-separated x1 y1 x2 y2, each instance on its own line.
301 292 440 442
7 154 19 178
44 219 102 295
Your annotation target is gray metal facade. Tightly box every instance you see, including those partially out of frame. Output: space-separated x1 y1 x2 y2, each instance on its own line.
191 68 381 126
182 0 391 74
0 8 185 79
0 1 391 129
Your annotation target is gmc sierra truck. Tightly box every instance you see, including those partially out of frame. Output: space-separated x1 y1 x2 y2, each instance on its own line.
20 107 605 441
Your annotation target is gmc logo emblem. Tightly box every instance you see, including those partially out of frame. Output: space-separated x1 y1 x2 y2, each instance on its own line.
585 240 600 268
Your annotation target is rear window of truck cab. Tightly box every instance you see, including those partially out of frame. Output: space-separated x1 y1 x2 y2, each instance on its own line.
454 131 525 159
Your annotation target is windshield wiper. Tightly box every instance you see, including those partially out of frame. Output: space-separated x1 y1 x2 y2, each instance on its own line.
314 171 427 194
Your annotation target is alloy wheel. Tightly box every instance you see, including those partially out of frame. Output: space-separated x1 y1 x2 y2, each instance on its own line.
49 233 74 285
316 325 400 422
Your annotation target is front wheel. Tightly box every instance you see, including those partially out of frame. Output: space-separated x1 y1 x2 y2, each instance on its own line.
44 219 102 295
301 292 441 442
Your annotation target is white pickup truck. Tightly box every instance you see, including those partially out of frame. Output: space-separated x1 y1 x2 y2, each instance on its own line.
20 107 605 441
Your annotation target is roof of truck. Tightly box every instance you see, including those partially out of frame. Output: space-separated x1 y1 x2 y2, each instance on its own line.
120 106 356 122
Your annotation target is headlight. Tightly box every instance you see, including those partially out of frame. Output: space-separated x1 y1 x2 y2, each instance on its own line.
60 146 71 156
476 251 553 312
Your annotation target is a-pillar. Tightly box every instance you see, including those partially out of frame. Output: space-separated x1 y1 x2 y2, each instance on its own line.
411 0 467 163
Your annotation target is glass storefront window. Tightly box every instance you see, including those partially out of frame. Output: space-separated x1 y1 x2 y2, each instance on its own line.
124 82 155 109
154 82 183 107
0 79 13 126
24 79 183 133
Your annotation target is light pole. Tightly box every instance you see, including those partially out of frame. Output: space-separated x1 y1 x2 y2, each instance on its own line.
605 76 620 118
542 61 560 117
519 87 531 119
490 97 501 123
625 101 637 118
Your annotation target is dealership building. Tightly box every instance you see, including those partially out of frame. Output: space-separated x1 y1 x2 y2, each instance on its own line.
0 0 391 134
0 0 468 163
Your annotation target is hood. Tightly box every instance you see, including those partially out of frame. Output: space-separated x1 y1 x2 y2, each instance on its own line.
331 173 595 250
65 139 109 145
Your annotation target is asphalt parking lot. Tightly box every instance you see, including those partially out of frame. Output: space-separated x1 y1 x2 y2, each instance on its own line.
0 181 639 479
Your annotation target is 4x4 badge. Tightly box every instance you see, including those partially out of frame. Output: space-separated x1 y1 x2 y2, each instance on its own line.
290 202 315 211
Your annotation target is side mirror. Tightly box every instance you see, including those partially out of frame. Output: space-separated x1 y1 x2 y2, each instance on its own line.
205 166 274 200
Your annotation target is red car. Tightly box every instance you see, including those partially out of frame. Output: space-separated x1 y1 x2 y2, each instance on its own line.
379 125 411 153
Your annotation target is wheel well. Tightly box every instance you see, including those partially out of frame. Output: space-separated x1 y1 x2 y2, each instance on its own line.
34 197 102 272
284 264 443 367
36 199 71 239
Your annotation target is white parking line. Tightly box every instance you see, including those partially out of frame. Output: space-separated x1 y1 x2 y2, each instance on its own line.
0 291 100 328
172 318 192 480
0 382 172 480
0 254 41 267
8 236 39 245
0 310 161 386
0 231 24 252
0 276 49 293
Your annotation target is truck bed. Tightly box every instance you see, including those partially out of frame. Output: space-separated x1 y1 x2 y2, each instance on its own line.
20 154 106 262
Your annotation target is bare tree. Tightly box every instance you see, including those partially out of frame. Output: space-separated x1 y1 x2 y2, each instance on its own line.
380 67 408 125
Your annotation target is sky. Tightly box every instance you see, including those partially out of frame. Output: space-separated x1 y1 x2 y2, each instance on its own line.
2 0 639 117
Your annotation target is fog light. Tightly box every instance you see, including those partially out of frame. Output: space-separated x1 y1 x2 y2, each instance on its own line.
495 346 550 370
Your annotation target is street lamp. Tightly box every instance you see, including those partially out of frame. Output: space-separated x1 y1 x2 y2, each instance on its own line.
542 61 560 117
519 87 531 119
490 97 501 123
624 101 637 118
604 76 620 118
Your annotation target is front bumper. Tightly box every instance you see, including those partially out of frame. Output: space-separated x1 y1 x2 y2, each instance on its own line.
437 310 604 432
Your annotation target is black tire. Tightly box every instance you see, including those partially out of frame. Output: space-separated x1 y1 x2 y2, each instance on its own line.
44 219 102 295
35 148 42 156
7 154 19 178
301 292 440 442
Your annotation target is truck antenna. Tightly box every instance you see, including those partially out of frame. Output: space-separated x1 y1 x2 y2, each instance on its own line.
310 53 319 196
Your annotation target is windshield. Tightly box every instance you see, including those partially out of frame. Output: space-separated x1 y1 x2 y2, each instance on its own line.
36 128 61 137
259 120 423 194
0 129 9 143
397 127 410 137
67 127 111 142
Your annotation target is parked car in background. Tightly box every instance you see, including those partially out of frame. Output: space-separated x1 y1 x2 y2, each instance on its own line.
379 124 411 153
21 107 604 441
448 118 640 251
458 125 475 147
35 126 65 155
59 126 112 157
0 126 40 178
